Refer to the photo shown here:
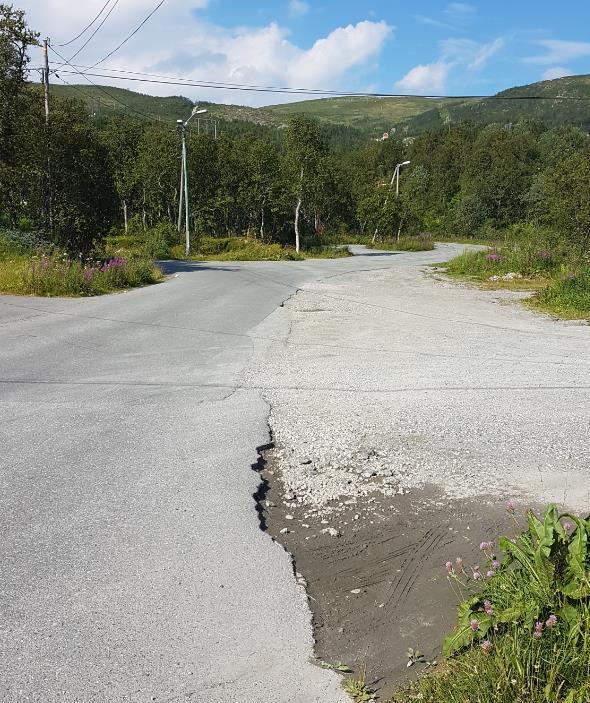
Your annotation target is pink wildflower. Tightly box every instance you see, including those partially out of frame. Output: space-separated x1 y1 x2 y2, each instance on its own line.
455 557 464 571
483 600 493 616
534 622 544 639
472 570 482 581
481 640 493 655
446 561 453 574
546 614 557 629
506 499 515 513
470 619 479 632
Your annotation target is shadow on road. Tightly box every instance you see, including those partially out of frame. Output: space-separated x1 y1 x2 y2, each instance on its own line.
157 260 241 274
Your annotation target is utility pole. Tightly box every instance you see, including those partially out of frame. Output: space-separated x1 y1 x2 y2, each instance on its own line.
177 154 184 233
372 160 410 245
43 38 50 124
43 38 53 231
177 105 207 256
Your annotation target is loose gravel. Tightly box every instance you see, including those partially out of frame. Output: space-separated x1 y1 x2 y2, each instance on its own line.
247 251 590 514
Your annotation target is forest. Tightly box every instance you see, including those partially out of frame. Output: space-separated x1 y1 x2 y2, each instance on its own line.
1 4 589 307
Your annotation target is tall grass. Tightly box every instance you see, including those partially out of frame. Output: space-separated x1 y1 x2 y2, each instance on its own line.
535 267 590 319
0 253 162 296
371 234 435 252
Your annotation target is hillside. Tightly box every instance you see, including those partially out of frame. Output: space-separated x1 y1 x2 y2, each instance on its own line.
401 75 590 134
263 95 455 134
48 75 590 138
47 84 449 136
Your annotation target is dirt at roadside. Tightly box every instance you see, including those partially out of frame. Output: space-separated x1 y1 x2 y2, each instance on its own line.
256 447 520 700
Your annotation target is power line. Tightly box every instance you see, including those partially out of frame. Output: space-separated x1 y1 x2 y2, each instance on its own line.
89 0 166 68
54 0 121 69
49 66 590 100
53 73 112 118
54 0 114 47
49 46 163 121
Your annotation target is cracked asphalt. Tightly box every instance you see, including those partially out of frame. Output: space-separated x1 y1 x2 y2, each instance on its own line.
2 243 587 702
1 247 418 703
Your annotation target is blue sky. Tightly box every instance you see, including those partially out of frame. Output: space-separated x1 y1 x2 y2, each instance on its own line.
24 0 590 105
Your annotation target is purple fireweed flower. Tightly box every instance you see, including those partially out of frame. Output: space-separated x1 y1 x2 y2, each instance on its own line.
470 619 480 632
446 561 453 574
83 268 95 282
481 640 493 655
546 614 558 629
506 499 515 514
534 622 544 639
483 600 493 616
486 253 502 262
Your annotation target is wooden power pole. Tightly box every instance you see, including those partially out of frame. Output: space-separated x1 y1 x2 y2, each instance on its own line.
43 38 50 124
42 38 53 229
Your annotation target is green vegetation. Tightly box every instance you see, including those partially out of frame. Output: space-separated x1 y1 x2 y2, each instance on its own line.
369 234 435 252
2 6 589 306
535 268 590 320
0 248 161 296
391 505 590 703
401 75 590 135
264 95 456 136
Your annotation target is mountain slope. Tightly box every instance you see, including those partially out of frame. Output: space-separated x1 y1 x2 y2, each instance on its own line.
47 75 590 137
401 75 590 134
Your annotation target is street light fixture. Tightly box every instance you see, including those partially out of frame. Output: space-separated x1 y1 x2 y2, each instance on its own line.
177 106 208 256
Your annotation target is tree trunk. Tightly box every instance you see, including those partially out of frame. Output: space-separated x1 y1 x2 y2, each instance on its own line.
294 196 302 253
123 200 128 233
260 207 265 240
294 167 304 253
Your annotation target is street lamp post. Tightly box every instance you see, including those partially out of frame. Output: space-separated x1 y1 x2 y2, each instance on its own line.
177 105 208 256
372 160 411 244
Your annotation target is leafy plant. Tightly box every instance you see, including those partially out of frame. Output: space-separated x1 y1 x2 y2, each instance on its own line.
443 505 590 658
343 676 375 702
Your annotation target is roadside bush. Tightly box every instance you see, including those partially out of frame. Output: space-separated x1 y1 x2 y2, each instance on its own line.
171 236 305 261
142 221 178 259
536 266 590 318
0 252 162 296
0 228 51 257
370 233 435 252
391 505 590 703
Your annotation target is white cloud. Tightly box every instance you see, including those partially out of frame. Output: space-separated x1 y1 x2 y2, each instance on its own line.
414 15 455 31
395 62 450 94
397 36 504 94
469 38 504 69
291 21 392 86
440 37 504 68
19 1 392 106
444 3 476 17
525 39 590 65
288 0 310 18
542 66 574 80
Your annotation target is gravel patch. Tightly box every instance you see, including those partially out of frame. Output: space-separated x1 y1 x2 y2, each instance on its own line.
247 256 590 513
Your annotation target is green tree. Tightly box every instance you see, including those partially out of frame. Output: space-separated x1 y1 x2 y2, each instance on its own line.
283 116 326 252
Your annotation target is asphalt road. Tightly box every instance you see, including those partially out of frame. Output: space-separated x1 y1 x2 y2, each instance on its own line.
0 247 414 703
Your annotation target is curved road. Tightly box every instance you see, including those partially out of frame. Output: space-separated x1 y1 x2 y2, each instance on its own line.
0 246 416 703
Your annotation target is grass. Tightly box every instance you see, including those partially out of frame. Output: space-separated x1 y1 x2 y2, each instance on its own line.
170 237 352 261
443 241 590 319
370 235 435 252
0 252 162 297
390 505 590 703
532 268 590 320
